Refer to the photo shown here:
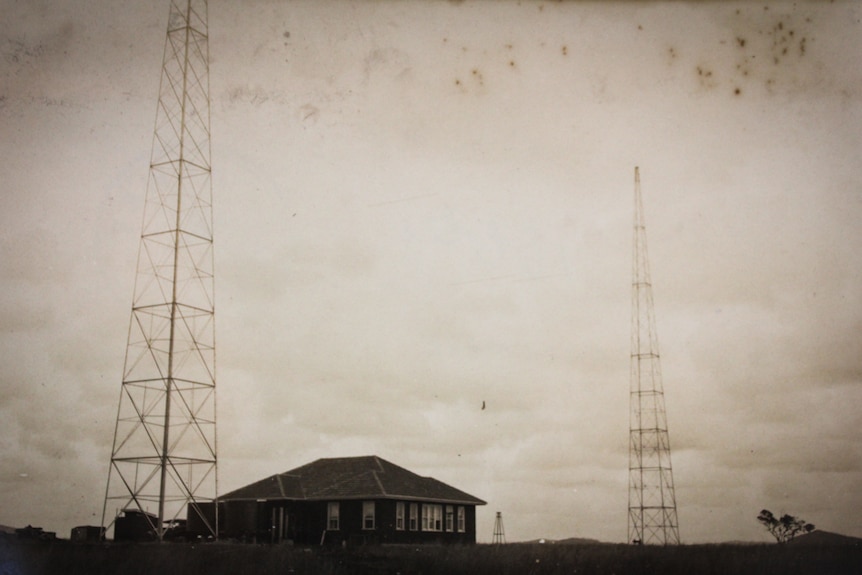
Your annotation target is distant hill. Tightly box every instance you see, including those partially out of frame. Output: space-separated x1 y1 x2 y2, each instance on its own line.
515 532 862 546
518 537 603 545
787 530 862 546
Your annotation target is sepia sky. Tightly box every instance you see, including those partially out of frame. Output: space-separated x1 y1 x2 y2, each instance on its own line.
1 0 861 543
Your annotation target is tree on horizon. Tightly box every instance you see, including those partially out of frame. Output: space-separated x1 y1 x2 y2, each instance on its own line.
757 509 815 544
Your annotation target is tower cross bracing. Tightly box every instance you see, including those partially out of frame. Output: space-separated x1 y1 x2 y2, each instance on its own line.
102 0 217 541
492 511 506 545
628 167 680 545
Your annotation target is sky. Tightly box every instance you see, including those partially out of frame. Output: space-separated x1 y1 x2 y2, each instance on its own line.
1 0 861 544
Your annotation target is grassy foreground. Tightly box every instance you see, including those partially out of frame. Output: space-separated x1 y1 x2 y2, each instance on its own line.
2 538 860 575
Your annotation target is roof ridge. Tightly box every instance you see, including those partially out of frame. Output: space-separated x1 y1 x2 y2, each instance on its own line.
317 455 378 461
372 469 388 496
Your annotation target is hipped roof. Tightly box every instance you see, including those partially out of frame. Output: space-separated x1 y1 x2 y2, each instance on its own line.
220 455 486 505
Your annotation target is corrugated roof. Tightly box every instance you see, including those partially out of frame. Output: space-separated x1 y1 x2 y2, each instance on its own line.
220 455 486 505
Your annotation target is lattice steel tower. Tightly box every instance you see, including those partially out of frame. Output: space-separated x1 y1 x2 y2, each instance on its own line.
102 0 217 541
492 511 506 544
628 167 679 545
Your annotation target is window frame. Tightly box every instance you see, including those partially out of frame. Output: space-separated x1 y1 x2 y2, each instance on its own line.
327 502 340 531
457 506 465 533
396 501 405 531
421 504 443 532
362 500 375 530
445 505 454 532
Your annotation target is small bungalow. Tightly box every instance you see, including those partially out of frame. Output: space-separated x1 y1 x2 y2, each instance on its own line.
190 455 485 545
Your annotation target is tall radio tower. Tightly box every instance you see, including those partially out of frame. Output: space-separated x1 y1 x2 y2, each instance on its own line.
628 167 680 545
102 0 217 541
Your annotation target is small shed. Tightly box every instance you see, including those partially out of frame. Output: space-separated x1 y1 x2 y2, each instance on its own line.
114 509 157 541
71 525 105 542
190 455 485 545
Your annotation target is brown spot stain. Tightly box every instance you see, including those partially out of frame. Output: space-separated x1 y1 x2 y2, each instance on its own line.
561 45 567 56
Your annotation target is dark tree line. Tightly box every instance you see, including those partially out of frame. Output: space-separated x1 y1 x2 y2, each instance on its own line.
757 509 815 543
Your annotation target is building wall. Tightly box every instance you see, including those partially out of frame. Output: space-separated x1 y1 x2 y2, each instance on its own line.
191 498 479 545
316 499 478 546
188 500 275 542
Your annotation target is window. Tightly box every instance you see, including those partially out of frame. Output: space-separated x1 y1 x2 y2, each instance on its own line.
327 502 340 530
396 502 405 530
421 504 443 532
445 506 454 532
362 501 375 530
409 503 418 531
457 506 465 532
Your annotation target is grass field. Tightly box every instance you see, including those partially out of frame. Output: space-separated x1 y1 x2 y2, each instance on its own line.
2 538 860 575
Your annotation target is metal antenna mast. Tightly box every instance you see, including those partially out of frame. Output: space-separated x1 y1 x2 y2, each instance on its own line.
492 511 506 544
102 0 217 541
628 167 679 545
